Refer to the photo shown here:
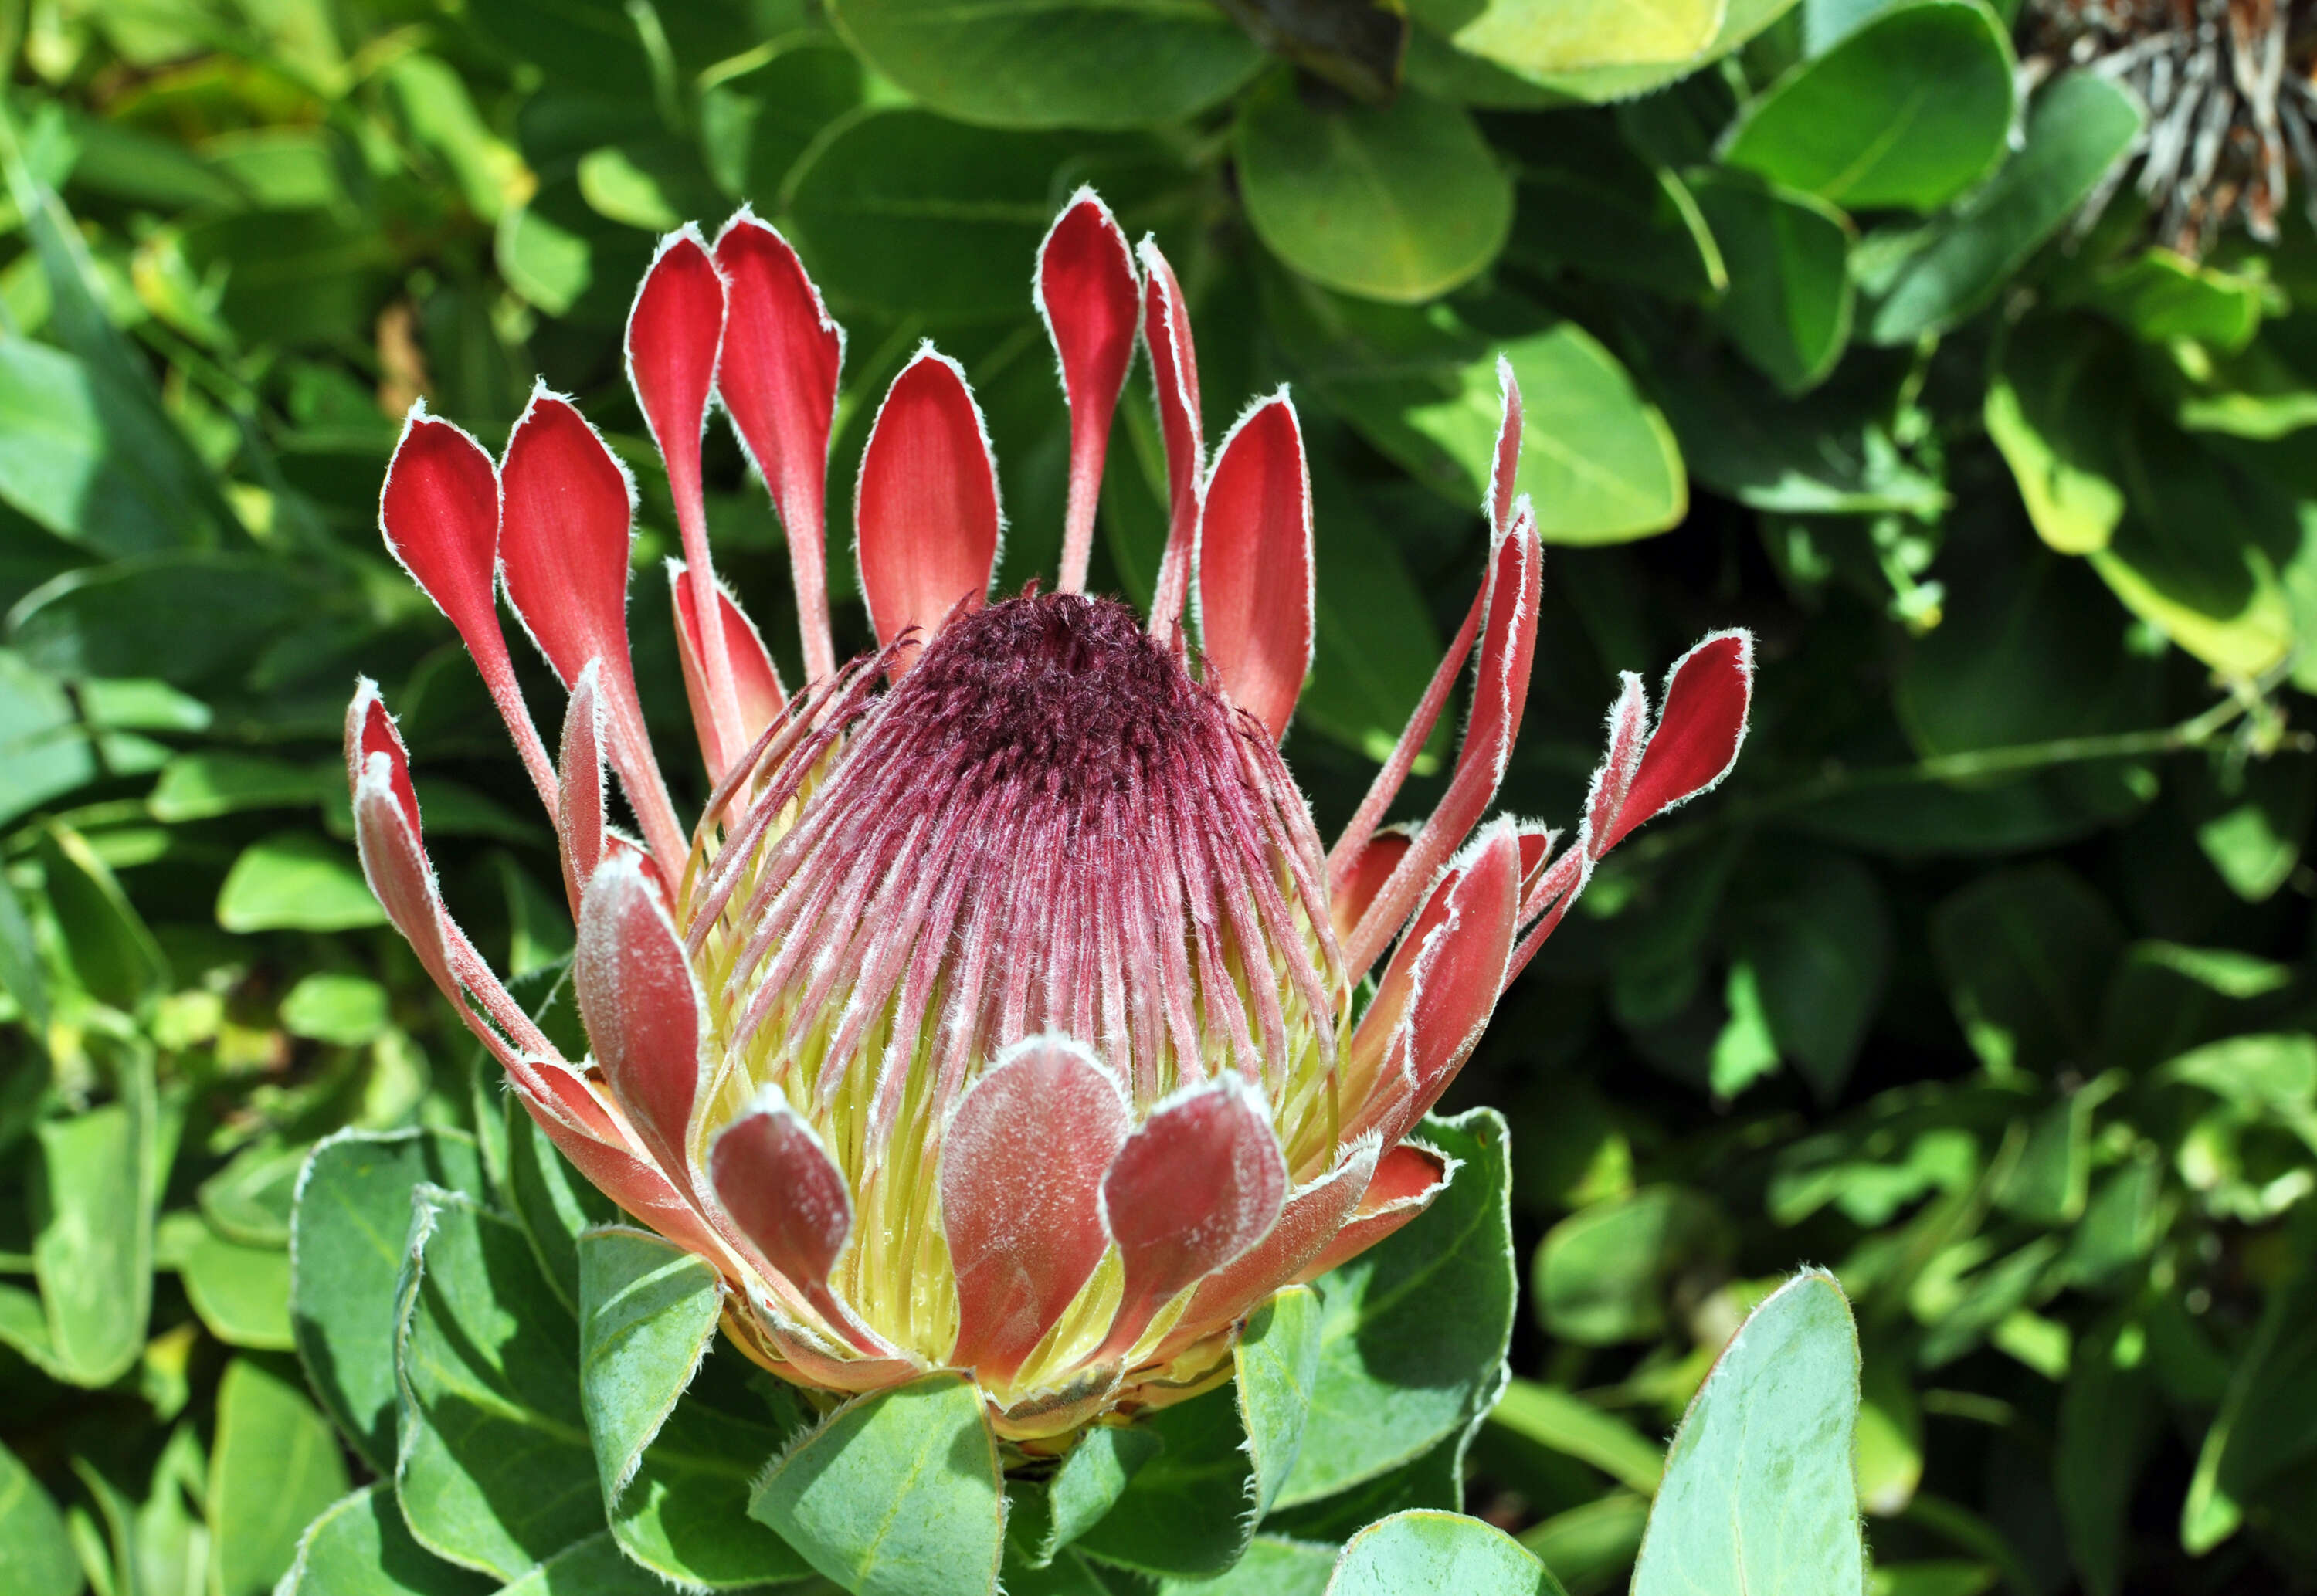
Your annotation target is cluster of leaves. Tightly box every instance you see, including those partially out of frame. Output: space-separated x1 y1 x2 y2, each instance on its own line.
2 0 2315 1592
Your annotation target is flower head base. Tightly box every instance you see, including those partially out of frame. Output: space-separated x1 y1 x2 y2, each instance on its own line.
348 191 1753 1444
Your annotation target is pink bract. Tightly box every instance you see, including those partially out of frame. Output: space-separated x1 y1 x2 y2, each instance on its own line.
348 188 1754 1444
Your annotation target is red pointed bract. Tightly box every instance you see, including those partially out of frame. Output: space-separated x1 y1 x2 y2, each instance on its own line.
941 1040 1128 1380
1594 631 1753 856
1161 1137 1380 1357
715 214 843 685
1344 509 1542 978
1037 191 1141 595
378 411 558 812
1326 365 1523 887
1139 239 1203 646
855 348 1000 669
557 662 607 919
574 853 704 1179
1196 394 1313 743
500 391 686 868
670 561 785 783
1099 1076 1285 1359
1486 356 1524 534
1293 1144 1451 1283
628 231 737 758
344 681 420 839
500 393 638 688
1328 826 1410 945
707 1098 860 1340
1345 822 1521 1142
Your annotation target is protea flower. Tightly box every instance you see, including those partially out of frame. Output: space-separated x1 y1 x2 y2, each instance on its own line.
2024 0 2317 253
345 191 1752 1443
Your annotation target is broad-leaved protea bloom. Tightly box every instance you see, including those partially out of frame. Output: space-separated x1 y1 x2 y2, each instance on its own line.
346 191 1752 1442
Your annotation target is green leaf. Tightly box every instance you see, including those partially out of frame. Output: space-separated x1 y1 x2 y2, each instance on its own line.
1237 74 1511 304
575 1226 807 1588
8 555 313 687
1274 1108 1515 1508
1895 538 2158 761
291 1127 485 1472
382 53 531 223
497 1530 672 1594
1631 1270 1865 1596
700 42 864 202
1534 1186 1730 1345
276 1485 495 1596
0 338 214 557
2078 250 2265 351
1328 1510 1562 1595
148 753 327 822
393 1184 603 1580
506 1094 617 1313
1739 851 1891 1102
1930 864 2124 1076
1515 1492 1649 1591
0 863 52 1042
1077 1286 1321 1577
576 143 722 233
1719 0 2013 212
1405 0 1720 74
280 973 391 1046
1486 1380 1664 1497
183 1227 295 1350
1150 1535 1335 1594
30 1059 156 1386
2088 410 2298 682
828 0 1260 130
1983 316 2132 555
1502 117 1726 303
2056 1317 2156 1596
216 832 386 933
1298 473 1449 768
1271 282 1685 543
36 822 168 1013
787 110 1161 320
209 1357 352 1596
1481 0 1798 103
1010 1425 1163 1569
1688 171 1854 394
1862 73 2142 344
199 1142 307 1247
2181 1231 2317 1554
749 1373 1006 1596
0 1438 80 1596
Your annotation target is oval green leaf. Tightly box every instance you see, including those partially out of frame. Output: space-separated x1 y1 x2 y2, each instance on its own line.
1403 0 1722 74
276 1486 495 1596
1274 1109 1516 1509
577 1226 809 1588
749 1373 1005 1596
0 1439 79 1596
1862 72 2141 343
290 1127 485 1473
785 110 1156 320
1688 171 1854 394
1328 1510 1562 1595
217 832 385 933
1631 1270 1865 1596
1237 75 1513 304
1719 0 2013 213
828 0 1260 130
210 1358 352 1596
393 1186 602 1581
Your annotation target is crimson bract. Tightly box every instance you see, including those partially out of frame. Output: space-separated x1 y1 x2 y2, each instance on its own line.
346 190 1752 1445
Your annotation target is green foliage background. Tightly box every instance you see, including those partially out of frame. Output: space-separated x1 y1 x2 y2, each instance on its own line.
2 0 2315 1591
